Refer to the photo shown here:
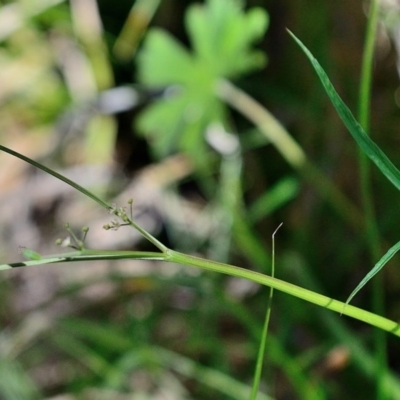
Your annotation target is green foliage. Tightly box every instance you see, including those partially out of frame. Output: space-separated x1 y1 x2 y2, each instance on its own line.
21 248 42 261
136 0 268 161
3 1 400 399
345 240 400 307
289 31 400 193
290 31 400 306
0 358 40 400
249 223 281 400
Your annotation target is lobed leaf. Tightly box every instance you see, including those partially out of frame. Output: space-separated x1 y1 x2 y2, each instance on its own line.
136 0 268 161
186 0 268 77
138 29 195 86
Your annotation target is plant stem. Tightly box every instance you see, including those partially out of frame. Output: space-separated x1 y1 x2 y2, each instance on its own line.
0 144 168 252
0 145 112 212
164 250 400 337
126 217 169 252
357 1 387 399
249 223 282 400
2 248 400 337
0 251 166 270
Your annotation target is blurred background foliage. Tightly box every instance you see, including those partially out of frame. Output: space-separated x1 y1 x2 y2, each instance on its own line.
2 0 400 399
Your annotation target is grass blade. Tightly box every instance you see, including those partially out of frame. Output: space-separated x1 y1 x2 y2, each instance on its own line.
288 30 400 192
345 240 400 307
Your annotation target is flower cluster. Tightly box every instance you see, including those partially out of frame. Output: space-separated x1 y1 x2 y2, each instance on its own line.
103 199 133 231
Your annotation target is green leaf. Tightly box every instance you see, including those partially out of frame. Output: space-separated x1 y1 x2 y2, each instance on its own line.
345 240 400 306
136 0 268 161
137 95 188 156
289 30 400 192
22 248 42 261
249 176 299 223
138 29 195 86
289 30 400 306
186 0 268 77
137 86 224 161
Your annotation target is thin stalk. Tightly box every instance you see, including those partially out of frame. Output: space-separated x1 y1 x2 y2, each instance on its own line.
0 144 167 253
165 250 400 337
0 251 166 270
357 1 387 399
249 223 282 400
2 248 400 337
0 144 112 212
125 217 169 252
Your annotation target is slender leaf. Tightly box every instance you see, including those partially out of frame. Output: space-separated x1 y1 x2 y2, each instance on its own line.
288 30 400 192
289 30 400 307
345 240 400 306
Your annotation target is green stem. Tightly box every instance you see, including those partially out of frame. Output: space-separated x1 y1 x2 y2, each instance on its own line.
0 144 112 212
358 0 381 260
164 250 400 337
249 223 282 400
0 251 166 270
358 0 379 135
2 248 400 337
0 144 167 252
125 217 169 252
357 1 387 399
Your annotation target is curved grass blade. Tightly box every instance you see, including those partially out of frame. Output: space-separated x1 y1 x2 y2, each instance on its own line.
288 30 400 192
345 240 400 307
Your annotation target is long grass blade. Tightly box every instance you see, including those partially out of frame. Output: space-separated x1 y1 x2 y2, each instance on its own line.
288 30 400 192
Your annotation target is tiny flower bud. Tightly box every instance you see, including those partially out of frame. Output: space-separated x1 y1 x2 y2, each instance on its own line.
109 203 117 214
61 237 71 248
